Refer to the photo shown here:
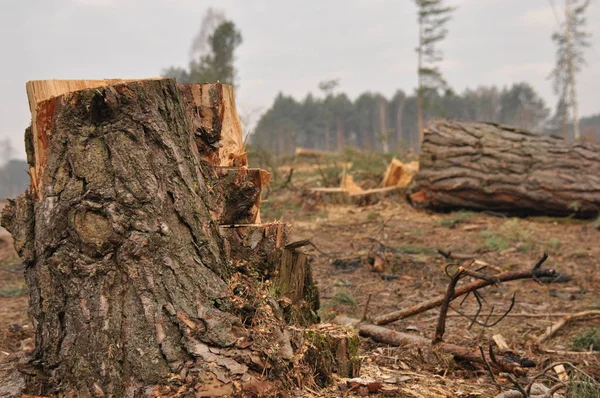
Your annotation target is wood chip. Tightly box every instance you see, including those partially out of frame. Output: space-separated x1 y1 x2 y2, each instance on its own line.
554 364 569 382
492 334 510 352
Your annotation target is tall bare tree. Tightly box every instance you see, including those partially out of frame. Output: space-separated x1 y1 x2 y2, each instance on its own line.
414 0 455 145
550 0 591 139
318 79 340 151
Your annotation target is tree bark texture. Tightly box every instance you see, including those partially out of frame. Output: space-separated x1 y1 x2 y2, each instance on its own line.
2 79 320 397
411 120 600 217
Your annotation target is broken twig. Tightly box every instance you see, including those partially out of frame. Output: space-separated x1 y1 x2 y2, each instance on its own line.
535 310 600 344
332 316 528 376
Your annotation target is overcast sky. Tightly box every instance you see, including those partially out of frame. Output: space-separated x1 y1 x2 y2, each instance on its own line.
1 0 599 160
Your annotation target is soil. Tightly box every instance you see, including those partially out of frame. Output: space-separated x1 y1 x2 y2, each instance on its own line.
1 163 599 396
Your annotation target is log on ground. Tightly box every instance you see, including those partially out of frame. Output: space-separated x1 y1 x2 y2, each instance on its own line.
411 120 600 217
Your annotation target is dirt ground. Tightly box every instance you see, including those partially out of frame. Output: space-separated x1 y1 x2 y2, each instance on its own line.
1 160 599 396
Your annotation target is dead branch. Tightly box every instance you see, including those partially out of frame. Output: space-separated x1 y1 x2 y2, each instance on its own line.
361 294 372 321
283 167 294 188
444 312 579 319
451 294 516 328
374 254 553 325
535 310 600 344
540 349 599 355
479 345 501 392
285 239 331 257
437 249 477 260
488 343 528 376
433 266 463 343
332 316 527 376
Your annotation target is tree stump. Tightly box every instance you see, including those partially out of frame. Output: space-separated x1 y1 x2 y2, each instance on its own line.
411 120 600 217
2 79 323 397
302 325 361 386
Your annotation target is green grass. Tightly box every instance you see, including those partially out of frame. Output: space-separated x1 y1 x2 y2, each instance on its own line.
480 218 536 252
333 291 357 306
498 218 532 242
440 210 475 227
481 232 510 251
516 241 535 253
259 200 301 221
341 148 399 188
570 372 600 398
546 237 561 252
367 212 380 221
572 327 600 351
0 285 28 298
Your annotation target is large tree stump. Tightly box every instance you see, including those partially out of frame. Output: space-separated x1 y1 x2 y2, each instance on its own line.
2 79 322 397
410 120 600 217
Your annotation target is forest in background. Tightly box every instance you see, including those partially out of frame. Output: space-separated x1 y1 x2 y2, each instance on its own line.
160 2 597 157
250 82 600 156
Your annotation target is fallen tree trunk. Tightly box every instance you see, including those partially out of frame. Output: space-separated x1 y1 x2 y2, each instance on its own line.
411 120 600 217
1 78 332 397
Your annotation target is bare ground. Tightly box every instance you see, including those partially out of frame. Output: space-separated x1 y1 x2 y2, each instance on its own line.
1 178 599 396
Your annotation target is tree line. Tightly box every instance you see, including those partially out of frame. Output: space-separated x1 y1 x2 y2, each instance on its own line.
161 1 593 155
250 82 565 155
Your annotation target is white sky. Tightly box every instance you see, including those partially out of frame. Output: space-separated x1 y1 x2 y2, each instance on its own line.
1 0 599 159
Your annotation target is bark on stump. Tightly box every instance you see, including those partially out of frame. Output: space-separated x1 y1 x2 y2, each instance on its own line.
411 120 600 217
1 79 323 397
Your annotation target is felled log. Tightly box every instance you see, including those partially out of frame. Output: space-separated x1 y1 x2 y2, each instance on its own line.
304 186 401 207
295 147 337 158
350 187 402 206
411 120 600 217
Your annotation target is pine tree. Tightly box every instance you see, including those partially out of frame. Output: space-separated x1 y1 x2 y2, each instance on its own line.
162 9 242 86
414 0 455 145
550 0 591 139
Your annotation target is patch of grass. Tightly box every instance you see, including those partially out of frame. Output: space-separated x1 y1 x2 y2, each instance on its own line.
367 212 380 221
498 218 532 242
396 245 437 255
340 148 398 188
529 216 588 225
481 232 510 251
480 218 536 252
333 291 357 306
440 210 475 227
260 199 301 221
572 327 600 351
0 285 28 298
570 372 600 398
546 237 561 252
516 241 535 253
571 249 589 258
